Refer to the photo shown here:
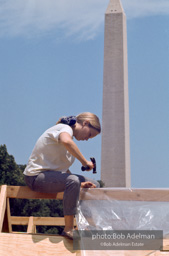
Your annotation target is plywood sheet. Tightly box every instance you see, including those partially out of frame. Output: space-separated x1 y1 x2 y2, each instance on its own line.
0 233 80 256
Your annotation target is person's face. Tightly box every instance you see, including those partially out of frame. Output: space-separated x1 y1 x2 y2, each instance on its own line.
75 122 99 141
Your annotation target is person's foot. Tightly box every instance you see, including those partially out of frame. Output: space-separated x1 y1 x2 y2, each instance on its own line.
61 230 73 240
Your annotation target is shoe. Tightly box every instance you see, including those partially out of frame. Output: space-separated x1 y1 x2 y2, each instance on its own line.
61 230 73 240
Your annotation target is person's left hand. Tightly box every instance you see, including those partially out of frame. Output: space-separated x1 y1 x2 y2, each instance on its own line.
81 181 96 188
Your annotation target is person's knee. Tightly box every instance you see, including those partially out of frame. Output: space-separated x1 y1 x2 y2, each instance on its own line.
66 175 81 189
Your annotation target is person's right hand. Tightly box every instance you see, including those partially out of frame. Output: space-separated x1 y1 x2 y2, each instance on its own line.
82 160 94 171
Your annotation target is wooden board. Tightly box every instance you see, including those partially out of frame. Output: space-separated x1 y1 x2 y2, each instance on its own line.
81 250 169 256
6 186 64 200
0 233 169 256
0 233 81 256
80 188 169 201
11 216 76 227
3 186 169 202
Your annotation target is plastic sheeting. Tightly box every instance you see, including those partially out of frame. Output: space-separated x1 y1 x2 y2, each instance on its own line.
75 188 169 256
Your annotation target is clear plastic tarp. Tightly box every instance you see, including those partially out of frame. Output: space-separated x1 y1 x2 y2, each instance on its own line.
75 188 169 256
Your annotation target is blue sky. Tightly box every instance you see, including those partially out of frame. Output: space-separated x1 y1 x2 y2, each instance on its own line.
0 0 169 188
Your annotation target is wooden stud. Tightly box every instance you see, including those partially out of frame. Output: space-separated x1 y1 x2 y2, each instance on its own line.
27 216 35 234
11 216 76 227
162 239 169 251
7 198 12 233
0 185 7 232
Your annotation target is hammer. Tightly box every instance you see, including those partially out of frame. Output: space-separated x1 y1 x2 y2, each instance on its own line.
81 157 97 174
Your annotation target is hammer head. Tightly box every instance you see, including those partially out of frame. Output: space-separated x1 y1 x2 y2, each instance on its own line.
90 157 97 174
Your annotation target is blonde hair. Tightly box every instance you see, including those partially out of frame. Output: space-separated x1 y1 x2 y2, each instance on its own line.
56 112 101 133
77 112 101 133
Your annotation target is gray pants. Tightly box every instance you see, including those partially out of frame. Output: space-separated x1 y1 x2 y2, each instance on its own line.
24 171 100 216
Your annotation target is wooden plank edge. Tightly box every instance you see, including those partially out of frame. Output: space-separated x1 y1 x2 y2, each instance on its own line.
0 185 7 232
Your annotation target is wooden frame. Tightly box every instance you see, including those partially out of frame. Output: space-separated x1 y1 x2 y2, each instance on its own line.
80 188 169 201
1 185 169 255
0 185 76 234
1 185 169 234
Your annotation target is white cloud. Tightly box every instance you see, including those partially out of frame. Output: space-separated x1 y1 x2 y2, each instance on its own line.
0 0 108 40
0 0 169 40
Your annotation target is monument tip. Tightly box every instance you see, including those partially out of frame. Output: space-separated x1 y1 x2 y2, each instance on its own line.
106 0 124 14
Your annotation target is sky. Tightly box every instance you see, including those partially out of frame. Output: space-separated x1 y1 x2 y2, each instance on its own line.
0 0 169 188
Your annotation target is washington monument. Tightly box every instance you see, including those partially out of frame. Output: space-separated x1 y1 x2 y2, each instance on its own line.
101 0 131 187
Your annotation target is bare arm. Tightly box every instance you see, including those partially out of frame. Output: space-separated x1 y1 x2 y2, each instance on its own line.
59 132 93 170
